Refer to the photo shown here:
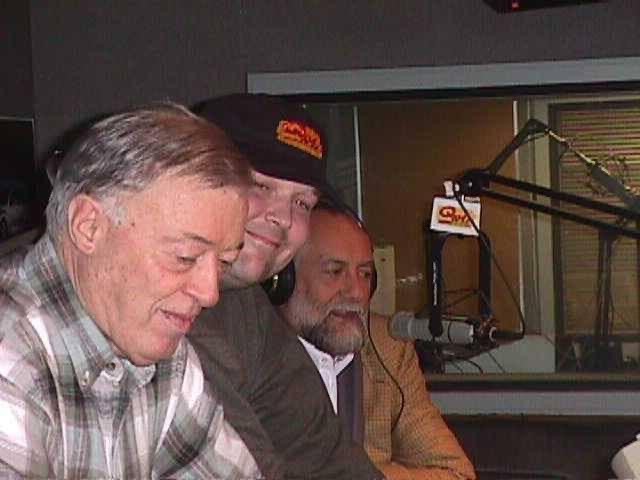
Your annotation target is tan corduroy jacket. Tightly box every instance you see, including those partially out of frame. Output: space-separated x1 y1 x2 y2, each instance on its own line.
361 313 477 480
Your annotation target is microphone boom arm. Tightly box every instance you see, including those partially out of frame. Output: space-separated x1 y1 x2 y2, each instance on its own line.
457 118 640 240
430 118 640 370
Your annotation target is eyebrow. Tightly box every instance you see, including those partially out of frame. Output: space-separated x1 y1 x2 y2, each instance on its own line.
322 258 375 270
359 260 376 270
162 233 215 247
164 234 245 254
322 258 346 267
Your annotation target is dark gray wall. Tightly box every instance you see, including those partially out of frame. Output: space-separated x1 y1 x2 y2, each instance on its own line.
1 1 33 118
243 0 640 72
29 1 246 160
27 0 640 158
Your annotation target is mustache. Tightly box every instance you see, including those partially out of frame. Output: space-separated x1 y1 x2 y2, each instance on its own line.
325 302 368 321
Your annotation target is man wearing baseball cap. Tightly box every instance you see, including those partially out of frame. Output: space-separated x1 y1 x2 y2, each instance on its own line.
188 94 383 480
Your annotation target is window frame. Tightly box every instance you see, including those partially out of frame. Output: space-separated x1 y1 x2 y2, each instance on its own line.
249 61 640 412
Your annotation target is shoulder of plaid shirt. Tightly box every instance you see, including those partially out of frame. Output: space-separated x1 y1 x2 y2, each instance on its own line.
0 237 263 479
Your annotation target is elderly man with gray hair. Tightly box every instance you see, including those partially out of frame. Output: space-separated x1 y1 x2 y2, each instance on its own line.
0 103 262 479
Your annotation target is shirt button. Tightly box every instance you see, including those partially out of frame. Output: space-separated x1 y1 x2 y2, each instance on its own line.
106 362 116 371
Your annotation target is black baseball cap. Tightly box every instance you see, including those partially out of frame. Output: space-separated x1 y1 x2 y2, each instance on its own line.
196 93 331 195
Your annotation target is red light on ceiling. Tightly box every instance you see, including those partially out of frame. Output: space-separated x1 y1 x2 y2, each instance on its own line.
483 0 607 14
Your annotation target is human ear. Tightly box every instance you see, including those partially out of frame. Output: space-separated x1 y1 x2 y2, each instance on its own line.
67 194 108 254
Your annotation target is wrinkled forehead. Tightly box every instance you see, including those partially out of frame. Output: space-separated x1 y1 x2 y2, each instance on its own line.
309 211 373 259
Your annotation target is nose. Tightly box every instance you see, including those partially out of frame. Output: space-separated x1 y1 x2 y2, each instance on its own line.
265 196 292 229
342 271 370 304
184 256 220 308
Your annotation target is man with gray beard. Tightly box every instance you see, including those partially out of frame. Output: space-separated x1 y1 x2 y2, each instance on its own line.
279 200 476 480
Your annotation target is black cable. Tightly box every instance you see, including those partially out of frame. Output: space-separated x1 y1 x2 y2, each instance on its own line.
440 279 490 366
432 192 525 367
487 350 507 373
453 191 527 340
555 343 577 371
367 311 405 432
448 359 464 373
477 287 496 320
450 357 484 373
443 288 478 310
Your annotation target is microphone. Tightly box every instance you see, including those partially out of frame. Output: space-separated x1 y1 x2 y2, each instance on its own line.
390 311 513 346
390 311 476 345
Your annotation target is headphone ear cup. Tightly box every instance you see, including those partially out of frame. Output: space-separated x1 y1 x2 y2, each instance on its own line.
369 267 378 300
261 261 296 306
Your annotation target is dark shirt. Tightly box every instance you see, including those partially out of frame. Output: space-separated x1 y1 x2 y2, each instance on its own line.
188 285 383 480
337 353 365 446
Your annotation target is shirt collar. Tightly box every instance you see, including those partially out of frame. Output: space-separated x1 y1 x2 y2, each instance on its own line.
299 336 354 375
23 234 156 391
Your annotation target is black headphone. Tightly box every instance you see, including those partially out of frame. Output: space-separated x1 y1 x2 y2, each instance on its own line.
261 260 297 306
261 197 377 306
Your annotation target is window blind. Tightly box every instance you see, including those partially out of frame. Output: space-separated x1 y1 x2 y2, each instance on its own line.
551 102 640 337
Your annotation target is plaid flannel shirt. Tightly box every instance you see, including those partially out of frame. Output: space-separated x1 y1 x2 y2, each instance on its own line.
0 234 262 479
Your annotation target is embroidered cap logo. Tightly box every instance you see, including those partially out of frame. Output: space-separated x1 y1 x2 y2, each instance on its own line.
276 120 323 159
